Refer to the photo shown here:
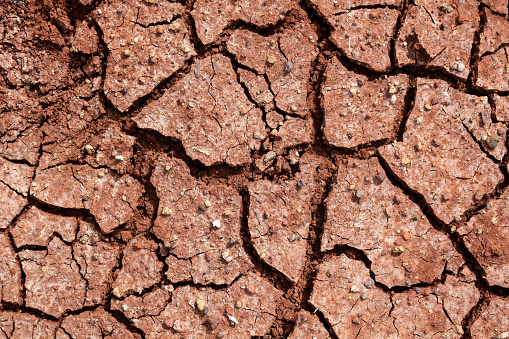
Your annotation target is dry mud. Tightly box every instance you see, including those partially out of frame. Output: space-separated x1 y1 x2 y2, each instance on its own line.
1 0 509 337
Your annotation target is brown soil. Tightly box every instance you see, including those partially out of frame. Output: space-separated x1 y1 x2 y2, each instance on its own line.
1 0 509 338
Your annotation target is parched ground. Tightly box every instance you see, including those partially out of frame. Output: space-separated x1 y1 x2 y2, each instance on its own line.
1 0 509 337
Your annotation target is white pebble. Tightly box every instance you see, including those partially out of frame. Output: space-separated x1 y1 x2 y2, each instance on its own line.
227 313 239 325
457 62 465 72
114 155 124 161
212 219 221 229
390 94 397 105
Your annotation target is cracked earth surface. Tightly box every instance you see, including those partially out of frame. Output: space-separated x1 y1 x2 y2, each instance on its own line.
1 0 509 337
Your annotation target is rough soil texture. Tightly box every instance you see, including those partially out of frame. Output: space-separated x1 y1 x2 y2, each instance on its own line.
1 0 509 338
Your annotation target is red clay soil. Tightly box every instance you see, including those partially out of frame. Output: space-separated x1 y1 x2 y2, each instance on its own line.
1 0 509 338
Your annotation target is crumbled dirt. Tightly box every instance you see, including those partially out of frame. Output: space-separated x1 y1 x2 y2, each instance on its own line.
1 0 509 337
458 187 509 287
11 206 77 246
476 46 509 91
0 234 22 305
379 78 503 224
322 157 463 288
135 54 266 166
151 155 253 285
471 295 509 338
96 0 194 112
321 56 409 148
191 0 294 45
288 310 331 338
396 0 479 79
248 156 318 283
309 254 396 337
20 237 87 318
128 272 282 338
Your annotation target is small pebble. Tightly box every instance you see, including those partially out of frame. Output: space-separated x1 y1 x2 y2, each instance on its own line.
284 60 293 73
112 287 121 298
497 332 509 339
288 234 297 242
296 179 305 190
183 46 191 53
374 172 386 183
114 155 124 161
196 299 206 311
161 207 173 216
204 200 212 207
235 300 242 308
395 299 401 305
84 145 94 154
188 101 195 108
169 22 181 31
389 94 397 105
392 246 404 255
264 151 277 162
457 62 465 72
424 104 432 111
364 278 375 289
388 85 397 94
360 292 368 300
212 219 221 229
406 280 411 287
355 189 364 199
267 55 277 64
487 136 500 149
402 231 411 241
415 287 421 294
226 313 239 325
350 285 360 293
352 317 360 325
123 49 131 57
